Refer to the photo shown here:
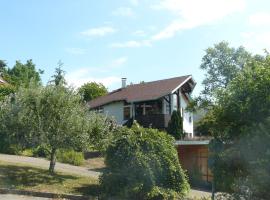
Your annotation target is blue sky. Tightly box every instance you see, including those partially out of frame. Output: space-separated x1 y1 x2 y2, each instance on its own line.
1 0 270 95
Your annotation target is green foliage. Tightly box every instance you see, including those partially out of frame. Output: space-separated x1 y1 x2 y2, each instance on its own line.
0 85 91 173
88 113 118 152
0 84 15 101
200 54 270 198
146 186 180 200
57 149 85 166
6 60 43 88
100 123 189 199
20 149 34 157
167 110 183 139
49 61 66 86
199 41 253 104
32 145 50 158
78 82 108 102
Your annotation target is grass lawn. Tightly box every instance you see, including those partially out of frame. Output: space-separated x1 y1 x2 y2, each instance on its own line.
83 157 106 173
0 161 101 197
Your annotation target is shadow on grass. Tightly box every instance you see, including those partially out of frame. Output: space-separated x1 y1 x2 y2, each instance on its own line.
0 164 77 188
73 184 102 196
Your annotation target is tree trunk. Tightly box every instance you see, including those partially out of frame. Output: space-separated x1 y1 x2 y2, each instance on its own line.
49 148 57 174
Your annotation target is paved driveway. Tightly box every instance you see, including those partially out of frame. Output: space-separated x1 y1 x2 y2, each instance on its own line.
0 153 100 178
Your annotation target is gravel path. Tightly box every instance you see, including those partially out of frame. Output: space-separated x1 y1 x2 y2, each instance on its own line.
0 154 100 178
0 194 53 200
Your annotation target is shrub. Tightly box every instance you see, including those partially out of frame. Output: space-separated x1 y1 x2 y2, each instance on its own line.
100 123 190 199
20 149 34 157
167 110 183 139
57 149 84 166
32 145 50 158
146 186 180 200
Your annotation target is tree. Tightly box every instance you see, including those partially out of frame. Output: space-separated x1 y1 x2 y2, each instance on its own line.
78 82 107 102
0 60 7 74
100 123 189 199
7 60 43 88
50 61 66 86
0 85 91 173
167 110 184 139
0 84 15 101
203 55 270 198
199 41 253 105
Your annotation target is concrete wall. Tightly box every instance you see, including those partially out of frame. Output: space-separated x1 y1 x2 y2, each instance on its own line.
103 101 124 124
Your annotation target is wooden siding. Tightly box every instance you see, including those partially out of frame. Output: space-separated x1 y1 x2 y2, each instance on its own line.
177 144 213 184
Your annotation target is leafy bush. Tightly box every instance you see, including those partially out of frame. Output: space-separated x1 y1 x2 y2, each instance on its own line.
57 149 84 166
32 145 50 158
100 123 190 199
0 84 15 101
146 186 180 200
20 149 34 157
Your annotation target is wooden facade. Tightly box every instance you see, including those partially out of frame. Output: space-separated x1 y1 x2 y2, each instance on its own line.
176 141 213 186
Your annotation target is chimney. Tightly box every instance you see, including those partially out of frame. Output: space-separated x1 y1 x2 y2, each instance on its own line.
122 78 127 88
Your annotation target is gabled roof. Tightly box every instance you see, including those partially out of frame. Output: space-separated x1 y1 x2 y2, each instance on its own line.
88 75 195 108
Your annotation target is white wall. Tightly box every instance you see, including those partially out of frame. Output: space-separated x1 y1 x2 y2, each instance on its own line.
180 95 193 137
103 102 124 124
163 93 194 137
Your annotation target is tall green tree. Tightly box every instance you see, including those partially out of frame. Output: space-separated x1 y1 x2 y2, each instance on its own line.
199 41 253 104
167 110 183 139
7 60 43 88
0 85 91 173
204 55 270 198
50 61 66 86
79 82 108 102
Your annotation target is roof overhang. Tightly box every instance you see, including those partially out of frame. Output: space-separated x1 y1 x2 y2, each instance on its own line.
171 76 196 94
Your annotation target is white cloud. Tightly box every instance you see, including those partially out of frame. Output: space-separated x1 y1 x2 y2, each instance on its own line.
80 26 116 37
241 31 270 54
248 12 270 26
66 68 120 88
151 0 246 40
112 7 135 17
65 48 86 55
110 40 151 48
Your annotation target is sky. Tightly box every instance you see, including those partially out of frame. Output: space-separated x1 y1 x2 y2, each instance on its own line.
1 0 270 95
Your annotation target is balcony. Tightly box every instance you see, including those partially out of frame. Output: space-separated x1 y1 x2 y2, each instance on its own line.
135 114 171 129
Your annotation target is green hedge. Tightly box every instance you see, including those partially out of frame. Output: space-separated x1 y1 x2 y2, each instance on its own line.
100 123 190 199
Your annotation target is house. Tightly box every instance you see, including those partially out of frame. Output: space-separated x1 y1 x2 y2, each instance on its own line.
88 75 196 137
0 77 7 85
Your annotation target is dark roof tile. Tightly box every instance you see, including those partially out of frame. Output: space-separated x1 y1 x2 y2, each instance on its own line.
88 75 193 108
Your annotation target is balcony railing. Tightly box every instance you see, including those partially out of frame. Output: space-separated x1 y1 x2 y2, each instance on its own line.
135 114 171 129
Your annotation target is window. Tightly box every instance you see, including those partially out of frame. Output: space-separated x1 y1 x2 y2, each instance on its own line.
189 116 192 123
124 106 131 120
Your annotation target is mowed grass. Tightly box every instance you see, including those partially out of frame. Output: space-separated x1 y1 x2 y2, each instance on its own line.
0 161 101 196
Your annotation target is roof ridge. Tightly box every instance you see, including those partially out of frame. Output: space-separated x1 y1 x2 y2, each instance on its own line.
126 75 191 88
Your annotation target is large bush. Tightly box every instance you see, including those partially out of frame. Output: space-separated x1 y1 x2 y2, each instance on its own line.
100 123 190 200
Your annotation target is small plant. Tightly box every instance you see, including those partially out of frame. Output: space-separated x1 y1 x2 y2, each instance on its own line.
57 149 84 166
